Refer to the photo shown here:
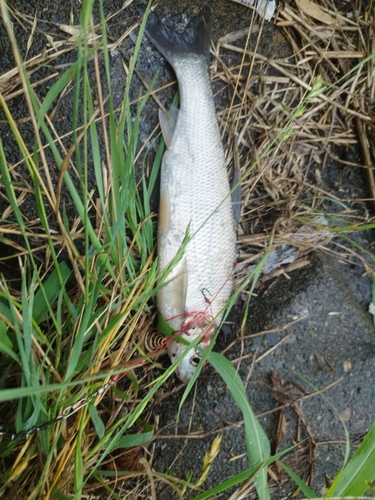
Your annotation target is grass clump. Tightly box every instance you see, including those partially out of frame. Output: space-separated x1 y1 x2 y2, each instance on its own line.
0 1 166 497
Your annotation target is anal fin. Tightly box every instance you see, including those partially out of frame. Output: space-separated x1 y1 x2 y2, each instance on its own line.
157 258 188 326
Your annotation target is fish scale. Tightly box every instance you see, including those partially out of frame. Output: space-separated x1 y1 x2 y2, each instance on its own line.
145 7 237 382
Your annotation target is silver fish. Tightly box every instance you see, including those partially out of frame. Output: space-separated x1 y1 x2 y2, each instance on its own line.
145 7 237 382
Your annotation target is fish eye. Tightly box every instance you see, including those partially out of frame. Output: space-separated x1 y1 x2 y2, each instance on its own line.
190 354 202 367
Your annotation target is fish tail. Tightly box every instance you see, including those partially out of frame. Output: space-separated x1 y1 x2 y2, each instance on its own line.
144 6 212 67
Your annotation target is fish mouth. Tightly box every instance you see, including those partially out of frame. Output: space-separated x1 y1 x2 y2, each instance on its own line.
167 337 206 383
165 311 216 382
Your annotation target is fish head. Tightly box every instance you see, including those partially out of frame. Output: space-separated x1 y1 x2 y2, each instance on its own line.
167 335 205 383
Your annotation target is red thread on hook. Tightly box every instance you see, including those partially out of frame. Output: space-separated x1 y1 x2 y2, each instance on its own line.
162 267 235 346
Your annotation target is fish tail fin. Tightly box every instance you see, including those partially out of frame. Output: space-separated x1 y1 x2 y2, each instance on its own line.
144 6 212 66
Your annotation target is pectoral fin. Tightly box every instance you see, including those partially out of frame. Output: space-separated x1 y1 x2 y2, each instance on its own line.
159 105 179 148
157 258 188 323
170 258 188 317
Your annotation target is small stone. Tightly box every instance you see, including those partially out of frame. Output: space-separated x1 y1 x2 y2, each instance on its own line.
343 360 352 372
341 408 351 422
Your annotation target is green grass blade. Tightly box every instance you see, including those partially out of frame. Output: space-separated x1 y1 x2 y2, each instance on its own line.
0 376 108 404
277 460 317 498
207 351 271 499
74 409 85 499
191 465 262 500
0 300 19 362
50 488 71 500
325 421 375 497
89 405 106 440
109 428 154 450
33 262 71 324
64 265 105 381
0 339 20 363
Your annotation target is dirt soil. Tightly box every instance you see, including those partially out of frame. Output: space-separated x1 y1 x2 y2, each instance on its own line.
0 0 374 498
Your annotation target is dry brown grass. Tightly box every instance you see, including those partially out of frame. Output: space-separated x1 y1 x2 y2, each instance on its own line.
215 0 375 290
